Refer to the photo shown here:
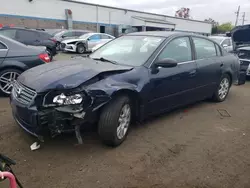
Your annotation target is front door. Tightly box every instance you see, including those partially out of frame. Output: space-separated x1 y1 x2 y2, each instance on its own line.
87 34 102 50
146 36 198 115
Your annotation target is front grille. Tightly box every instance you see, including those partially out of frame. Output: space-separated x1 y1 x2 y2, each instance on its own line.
12 81 37 105
60 43 66 49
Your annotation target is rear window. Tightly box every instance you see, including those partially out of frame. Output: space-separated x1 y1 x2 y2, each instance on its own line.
39 32 52 40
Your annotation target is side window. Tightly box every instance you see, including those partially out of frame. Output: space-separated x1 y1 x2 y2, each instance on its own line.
157 37 192 63
0 29 17 39
193 37 217 59
215 44 222 56
101 34 110 39
16 30 38 40
89 34 101 41
0 42 7 49
39 32 51 40
222 39 230 46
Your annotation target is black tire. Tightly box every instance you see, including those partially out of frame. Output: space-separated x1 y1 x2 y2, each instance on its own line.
76 43 86 54
98 96 132 147
46 48 53 61
0 68 22 97
212 74 231 102
56 42 61 51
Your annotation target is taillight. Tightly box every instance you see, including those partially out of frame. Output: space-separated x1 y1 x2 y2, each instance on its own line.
50 38 57 43
39 53 50 63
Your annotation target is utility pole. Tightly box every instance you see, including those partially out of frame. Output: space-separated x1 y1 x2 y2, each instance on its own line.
242 12 246 25
235 5 241 26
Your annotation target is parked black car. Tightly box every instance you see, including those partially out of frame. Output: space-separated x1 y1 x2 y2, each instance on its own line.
10 32 240 147
51 29 93 50
0 27 57 60
0 35 50 96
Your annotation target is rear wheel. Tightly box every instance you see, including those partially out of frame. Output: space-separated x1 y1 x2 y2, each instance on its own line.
76 43 86 54
0 69 22 96
98 96 132 147
213 74 231 102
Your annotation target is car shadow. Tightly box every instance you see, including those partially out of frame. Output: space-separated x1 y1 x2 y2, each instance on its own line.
22 99 211 153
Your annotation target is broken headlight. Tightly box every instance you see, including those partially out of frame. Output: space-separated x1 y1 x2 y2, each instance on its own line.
53 93 83 105
43 90 86 107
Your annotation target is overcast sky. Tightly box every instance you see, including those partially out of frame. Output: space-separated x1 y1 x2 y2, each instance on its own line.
79 0 250 24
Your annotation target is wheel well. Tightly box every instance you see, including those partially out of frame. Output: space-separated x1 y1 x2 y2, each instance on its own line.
112 89 141 120
224 72 232 86
0 66 24 73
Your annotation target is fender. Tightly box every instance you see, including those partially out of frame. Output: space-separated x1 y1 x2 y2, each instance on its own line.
75 41 87 49
0 60 28 71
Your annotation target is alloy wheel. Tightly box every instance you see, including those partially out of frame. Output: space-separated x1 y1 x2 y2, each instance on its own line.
218 77 230 100
117 104 131 140
0 71 20 94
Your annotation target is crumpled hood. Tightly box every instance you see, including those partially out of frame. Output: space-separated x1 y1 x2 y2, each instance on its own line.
62 38 85 44
18 58 133 93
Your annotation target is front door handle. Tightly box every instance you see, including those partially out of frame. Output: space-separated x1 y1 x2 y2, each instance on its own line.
220 63 224 67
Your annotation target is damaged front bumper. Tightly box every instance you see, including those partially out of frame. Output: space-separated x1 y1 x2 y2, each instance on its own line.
10 91 104 141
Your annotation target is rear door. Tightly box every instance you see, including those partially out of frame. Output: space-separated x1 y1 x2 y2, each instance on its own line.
192 37 223 98
101 34 113 43
0 41 8 64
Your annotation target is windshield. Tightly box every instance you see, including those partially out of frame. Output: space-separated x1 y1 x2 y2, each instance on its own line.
209 37 224 44
89 35 165 66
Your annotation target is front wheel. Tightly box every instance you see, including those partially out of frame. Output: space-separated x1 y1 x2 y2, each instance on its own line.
213 74 231 102
98 96 132 147
0 69 22 96
76 44 86 54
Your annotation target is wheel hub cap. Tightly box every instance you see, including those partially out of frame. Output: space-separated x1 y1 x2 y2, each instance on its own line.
117 104 131 140
218 78 229 100
0 72 20 94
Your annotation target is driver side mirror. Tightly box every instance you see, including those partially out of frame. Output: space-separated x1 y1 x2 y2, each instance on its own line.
61 35 66 38
222 44 228 48
154 58 178 68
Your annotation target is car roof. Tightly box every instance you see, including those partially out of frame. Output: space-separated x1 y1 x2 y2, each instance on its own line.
126 31 206 38
209 36 230 39
0 27 49 34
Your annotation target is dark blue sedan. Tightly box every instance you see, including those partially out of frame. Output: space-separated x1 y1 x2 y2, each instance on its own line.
10 31 240 147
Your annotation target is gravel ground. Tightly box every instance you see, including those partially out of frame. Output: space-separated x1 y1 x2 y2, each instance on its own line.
1 53 250 188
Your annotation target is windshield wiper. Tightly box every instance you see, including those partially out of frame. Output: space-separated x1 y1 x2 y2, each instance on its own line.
93 57 117 64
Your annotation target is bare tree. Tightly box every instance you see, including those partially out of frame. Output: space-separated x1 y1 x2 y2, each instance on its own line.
175 8 191 19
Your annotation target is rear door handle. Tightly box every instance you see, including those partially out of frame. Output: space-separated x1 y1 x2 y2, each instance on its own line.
220 63 224 67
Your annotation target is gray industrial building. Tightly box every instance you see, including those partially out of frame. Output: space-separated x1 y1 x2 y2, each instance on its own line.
0 0 212 36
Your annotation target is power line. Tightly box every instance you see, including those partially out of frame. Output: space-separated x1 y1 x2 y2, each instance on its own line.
235 5 241 26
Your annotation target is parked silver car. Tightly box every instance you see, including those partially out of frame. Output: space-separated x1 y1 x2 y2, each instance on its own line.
209 36 233 52
60 33 115 53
